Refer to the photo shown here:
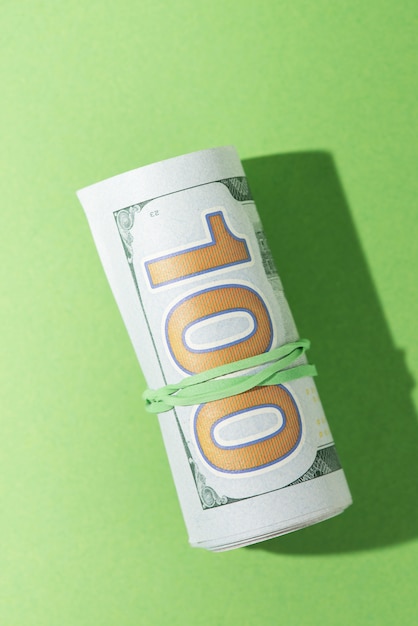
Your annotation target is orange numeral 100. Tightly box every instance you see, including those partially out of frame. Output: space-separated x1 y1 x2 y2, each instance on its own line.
145 209 302 473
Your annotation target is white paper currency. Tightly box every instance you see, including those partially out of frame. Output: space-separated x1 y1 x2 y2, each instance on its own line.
77 146 352 551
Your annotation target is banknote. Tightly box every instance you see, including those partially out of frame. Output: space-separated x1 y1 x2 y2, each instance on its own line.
77 146 352 550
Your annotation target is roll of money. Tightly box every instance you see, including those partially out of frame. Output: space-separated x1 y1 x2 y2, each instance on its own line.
77 146 352 551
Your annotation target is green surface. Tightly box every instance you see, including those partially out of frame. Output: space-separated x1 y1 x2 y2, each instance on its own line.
1 1 417 625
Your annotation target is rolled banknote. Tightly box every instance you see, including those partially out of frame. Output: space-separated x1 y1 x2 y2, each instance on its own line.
77 146 352 551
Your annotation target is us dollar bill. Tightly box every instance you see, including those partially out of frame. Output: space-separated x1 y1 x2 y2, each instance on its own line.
77 146 352 551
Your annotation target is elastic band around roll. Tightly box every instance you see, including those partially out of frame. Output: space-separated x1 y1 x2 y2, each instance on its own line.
143 339 317 414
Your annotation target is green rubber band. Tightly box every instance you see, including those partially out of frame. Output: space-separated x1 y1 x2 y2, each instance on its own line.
143 339 317 414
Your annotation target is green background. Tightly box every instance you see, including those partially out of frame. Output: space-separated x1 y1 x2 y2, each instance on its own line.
1 1 417 624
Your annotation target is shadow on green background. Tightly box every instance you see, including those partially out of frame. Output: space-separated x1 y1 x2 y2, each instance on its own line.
243 152 418 554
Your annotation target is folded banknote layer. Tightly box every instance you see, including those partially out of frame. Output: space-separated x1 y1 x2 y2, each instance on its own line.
77 146 352 551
